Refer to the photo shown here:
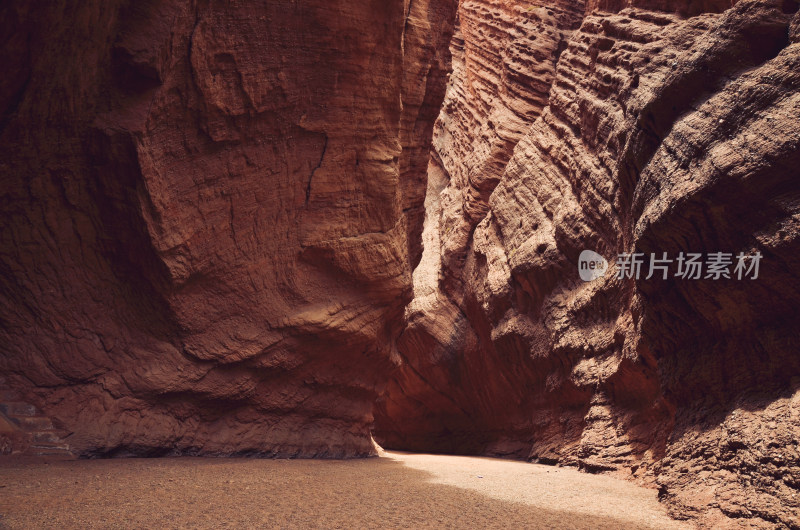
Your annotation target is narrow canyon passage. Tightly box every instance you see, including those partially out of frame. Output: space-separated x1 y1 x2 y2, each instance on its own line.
0 452 687 529
1 0 799 528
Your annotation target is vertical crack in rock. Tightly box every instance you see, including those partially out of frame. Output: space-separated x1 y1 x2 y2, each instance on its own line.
305 134 328 208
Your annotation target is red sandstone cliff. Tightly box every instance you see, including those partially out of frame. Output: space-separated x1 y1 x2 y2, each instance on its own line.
0 0 456 457
375 0 800 527
2 0 800 526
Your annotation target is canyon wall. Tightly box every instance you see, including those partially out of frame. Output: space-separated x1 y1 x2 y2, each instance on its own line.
2 0 799 526
0 0 456 457
374 0 800 526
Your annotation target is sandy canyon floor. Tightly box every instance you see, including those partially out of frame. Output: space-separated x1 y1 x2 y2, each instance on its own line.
0 451 690 529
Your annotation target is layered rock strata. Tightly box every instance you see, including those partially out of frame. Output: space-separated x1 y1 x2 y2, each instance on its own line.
375 0 800 526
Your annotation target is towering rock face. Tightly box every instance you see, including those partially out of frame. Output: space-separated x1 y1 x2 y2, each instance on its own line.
0 0 457 457
375 0 590 455
2 0 799 525
375 0 800 526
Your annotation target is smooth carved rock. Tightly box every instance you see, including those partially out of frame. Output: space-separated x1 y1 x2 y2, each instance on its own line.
0 0 457 457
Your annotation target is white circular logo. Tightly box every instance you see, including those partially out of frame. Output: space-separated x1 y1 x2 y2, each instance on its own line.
578 250 608 282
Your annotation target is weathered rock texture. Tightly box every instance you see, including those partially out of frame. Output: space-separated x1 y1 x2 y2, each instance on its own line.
0 0 457 457
3 0 800 526
375 0 800 527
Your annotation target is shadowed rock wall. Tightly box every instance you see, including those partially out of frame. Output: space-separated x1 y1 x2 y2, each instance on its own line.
0 0 457 457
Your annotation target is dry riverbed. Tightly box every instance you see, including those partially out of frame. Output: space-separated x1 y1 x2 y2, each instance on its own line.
0 451 690 528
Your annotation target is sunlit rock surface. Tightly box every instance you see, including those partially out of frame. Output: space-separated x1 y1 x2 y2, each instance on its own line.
375 0 800 526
